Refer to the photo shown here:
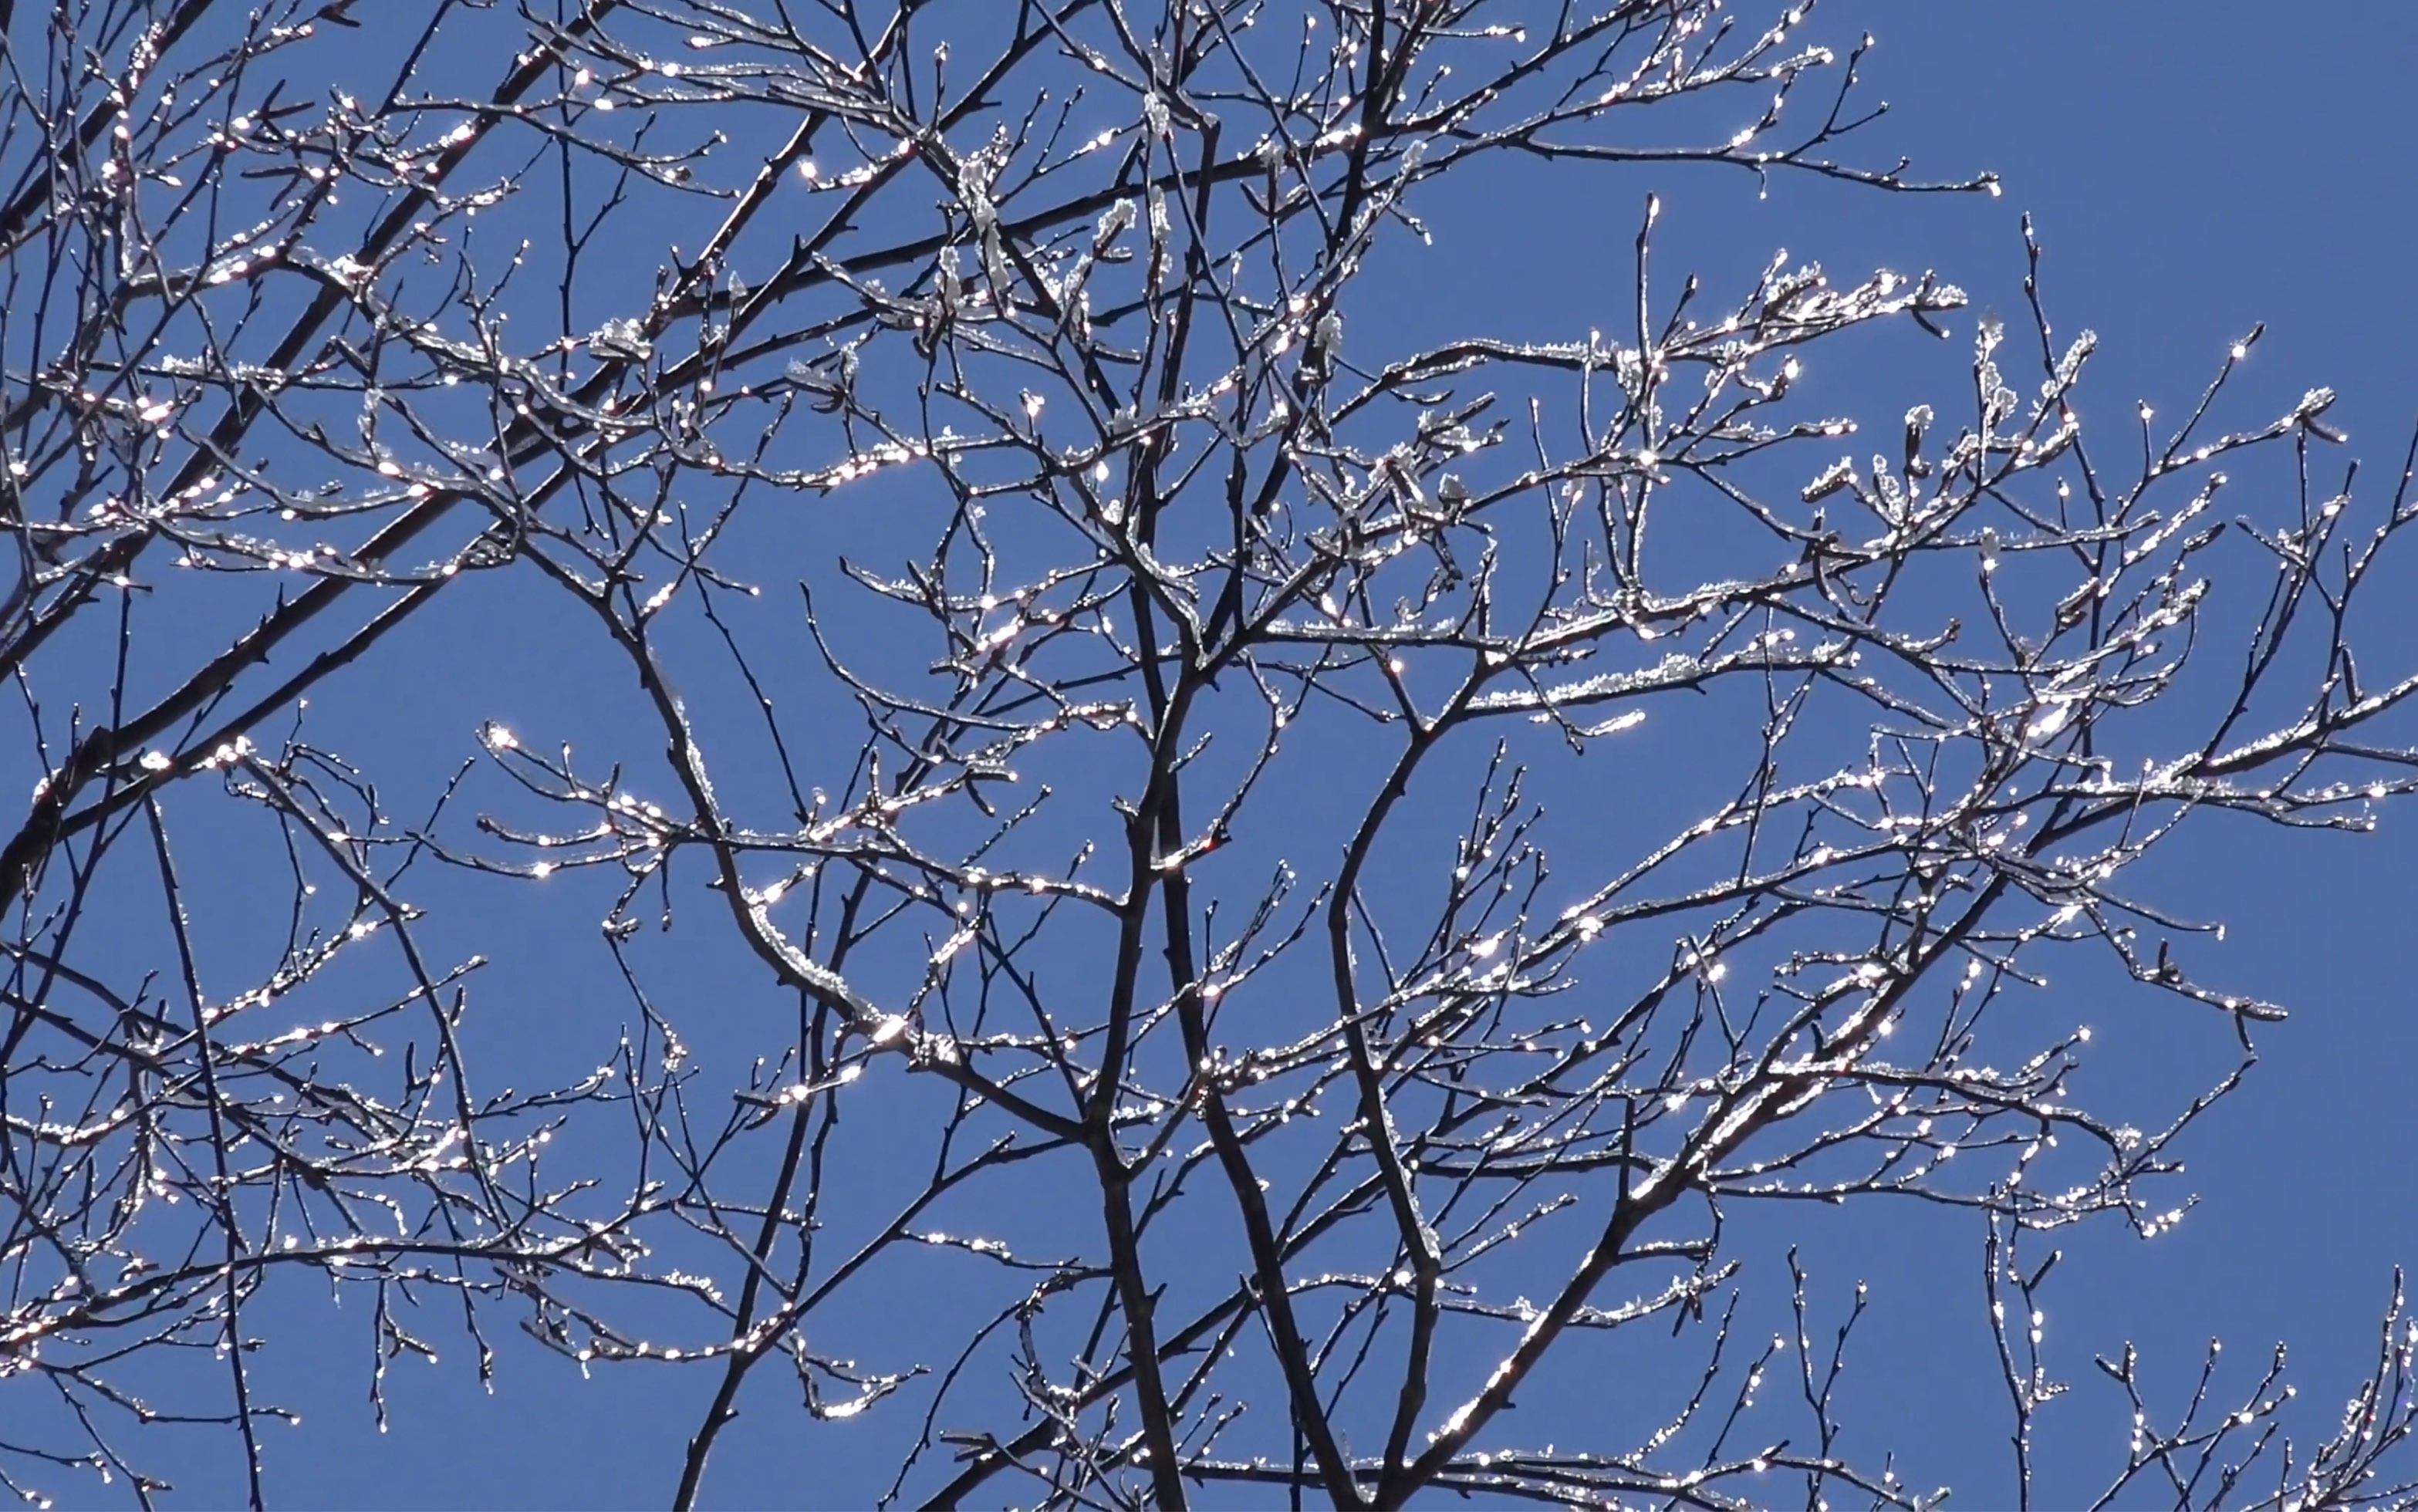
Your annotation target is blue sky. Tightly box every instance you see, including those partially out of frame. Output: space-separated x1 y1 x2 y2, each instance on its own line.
11 3 2418 1507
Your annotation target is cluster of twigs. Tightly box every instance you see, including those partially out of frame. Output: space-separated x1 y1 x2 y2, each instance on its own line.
4 1 2417 1507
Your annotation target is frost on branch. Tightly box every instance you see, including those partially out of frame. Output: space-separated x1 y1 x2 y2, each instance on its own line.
1 3 2413 1510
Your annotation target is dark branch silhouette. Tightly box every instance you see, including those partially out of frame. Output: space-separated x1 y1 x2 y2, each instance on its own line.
3 2 2415 1508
